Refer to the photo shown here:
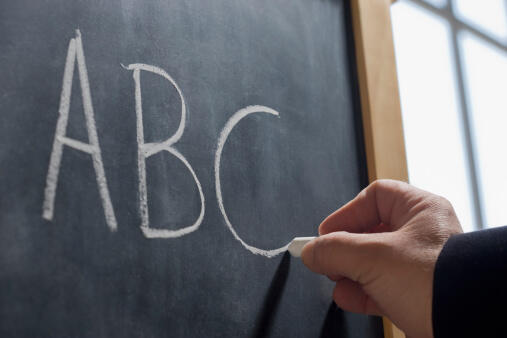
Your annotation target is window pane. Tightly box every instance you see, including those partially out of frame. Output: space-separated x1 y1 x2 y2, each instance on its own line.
459 32 507 228
391 1 476 231
453 0 507 42
423 0 448 8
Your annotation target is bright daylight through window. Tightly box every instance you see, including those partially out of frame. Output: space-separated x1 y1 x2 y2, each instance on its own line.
391 0 507 232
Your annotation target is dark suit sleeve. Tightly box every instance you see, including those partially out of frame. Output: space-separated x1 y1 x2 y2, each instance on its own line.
432 226 507 337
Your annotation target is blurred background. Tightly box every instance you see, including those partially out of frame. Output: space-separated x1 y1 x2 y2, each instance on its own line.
390 0 507 232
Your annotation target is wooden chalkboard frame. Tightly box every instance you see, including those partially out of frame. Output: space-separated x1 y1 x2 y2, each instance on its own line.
350 0 408 337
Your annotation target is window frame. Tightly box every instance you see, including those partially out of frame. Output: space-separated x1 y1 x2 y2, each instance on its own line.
392 0 507 230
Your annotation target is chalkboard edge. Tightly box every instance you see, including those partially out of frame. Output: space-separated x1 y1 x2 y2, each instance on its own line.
350 0 408 338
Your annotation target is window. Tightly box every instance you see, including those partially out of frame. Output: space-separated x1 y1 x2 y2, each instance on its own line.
391 0 507 231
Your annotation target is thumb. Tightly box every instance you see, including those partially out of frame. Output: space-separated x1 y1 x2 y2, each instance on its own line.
301 231 392 284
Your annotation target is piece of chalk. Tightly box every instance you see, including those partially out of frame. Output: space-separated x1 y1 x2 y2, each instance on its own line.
287 237 317 257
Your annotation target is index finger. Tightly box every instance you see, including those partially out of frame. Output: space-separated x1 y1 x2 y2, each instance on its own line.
319 179 422 235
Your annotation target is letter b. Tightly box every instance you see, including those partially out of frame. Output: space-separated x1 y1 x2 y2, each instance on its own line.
124 64 205 239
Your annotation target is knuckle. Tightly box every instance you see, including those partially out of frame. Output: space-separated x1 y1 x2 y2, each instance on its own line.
434 195 452 209
372 179 388 187
372 178 403 191
416 195 451 213
427 195 456 218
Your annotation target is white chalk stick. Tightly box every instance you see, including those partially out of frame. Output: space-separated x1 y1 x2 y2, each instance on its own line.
287 237 317 257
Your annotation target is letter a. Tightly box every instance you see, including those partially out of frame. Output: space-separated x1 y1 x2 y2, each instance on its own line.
42 30 118 231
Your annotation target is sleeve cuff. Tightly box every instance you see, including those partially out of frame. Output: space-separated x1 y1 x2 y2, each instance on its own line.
432 226 507 337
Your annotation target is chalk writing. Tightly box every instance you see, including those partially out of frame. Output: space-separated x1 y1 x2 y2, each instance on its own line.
215 106 290 258
43 30 289 258
124 63 205 239
42 30 118 231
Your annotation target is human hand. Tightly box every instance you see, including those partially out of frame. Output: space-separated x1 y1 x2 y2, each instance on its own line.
301 180 462 338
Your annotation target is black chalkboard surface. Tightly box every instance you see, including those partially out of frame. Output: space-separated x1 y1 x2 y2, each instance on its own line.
0 0 384 337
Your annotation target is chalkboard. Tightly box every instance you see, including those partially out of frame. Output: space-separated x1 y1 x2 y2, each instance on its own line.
0 0 384 337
